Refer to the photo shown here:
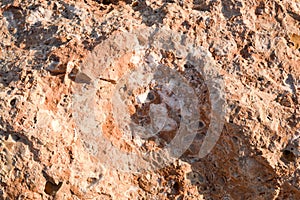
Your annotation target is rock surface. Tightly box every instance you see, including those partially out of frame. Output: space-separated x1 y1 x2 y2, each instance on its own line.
0 0 299 199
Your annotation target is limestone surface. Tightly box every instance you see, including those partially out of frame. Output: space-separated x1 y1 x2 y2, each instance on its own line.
0 0 299 199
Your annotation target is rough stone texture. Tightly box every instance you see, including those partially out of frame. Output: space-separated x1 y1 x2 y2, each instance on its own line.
0 0 299 199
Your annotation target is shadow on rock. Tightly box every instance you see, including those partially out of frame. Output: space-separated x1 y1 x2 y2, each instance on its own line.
184 122 283 199
0 116 41 162
133 0 167 27
3 6 63 49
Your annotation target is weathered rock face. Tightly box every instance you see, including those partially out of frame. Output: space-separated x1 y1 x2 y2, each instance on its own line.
0 0 299 199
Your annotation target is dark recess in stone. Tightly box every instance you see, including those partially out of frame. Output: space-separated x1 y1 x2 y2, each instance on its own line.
281 150 296 163
44 181 63 196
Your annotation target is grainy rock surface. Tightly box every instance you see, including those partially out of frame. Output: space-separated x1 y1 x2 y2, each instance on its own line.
0 0 300 199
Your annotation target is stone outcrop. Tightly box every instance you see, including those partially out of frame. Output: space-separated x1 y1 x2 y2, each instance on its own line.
0 0 299 199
